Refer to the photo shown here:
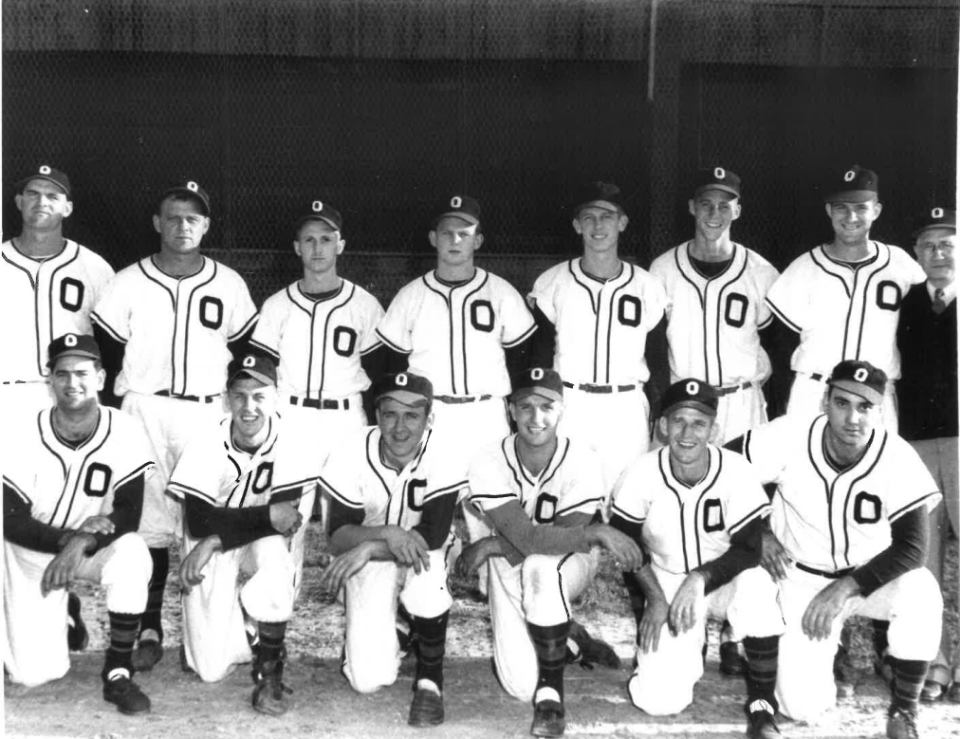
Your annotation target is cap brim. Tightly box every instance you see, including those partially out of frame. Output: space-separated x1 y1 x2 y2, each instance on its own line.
432 212 479 227
575 199 621 214
47 349 100 368
694 184 740 198
914 223 956 239
162 188 210 215
663 400 717 418
510 387 563 404
297 215 341 231
824 190 877 204
228 369 275 387
827 379 884 407
17 175 70 197
377 389 431 407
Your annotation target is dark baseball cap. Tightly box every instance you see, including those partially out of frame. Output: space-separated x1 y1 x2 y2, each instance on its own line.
16 165 72 198
227 354 277 388
47 333 100 368
824 165 879 204
160 180 211 216
913 206 956 239
573 181 624 216
827 360 887 406
510 368 564 404
693 166 741 199
662 379 719 418
374 372 433 408
296 200 343 232
432 195 481 228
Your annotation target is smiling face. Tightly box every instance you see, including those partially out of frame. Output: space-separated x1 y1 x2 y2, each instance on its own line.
16 178 73 232
825 199 882 248
377 397 431 468
153 196 210 256
510 393 562 451
51 356 105 414
573 205 628 254
295 220 344 277
659 406 716 470
227 376 277 448
689 190 740 241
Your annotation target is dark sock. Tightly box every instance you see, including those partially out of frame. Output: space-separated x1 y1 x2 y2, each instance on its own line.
528 621 570 704
104 611 141 676
872 620 890 661
742 635 779 713
412 611 449 691
888 656 928 712
141 547 169 640
622 573 645 638
259 621 287 664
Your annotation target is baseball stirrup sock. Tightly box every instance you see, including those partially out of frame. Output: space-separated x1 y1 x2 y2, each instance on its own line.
529 621 570 703
742 635 779 712
141 547 169 639
412 612 449 691
259 621 288 664
105 611 141 673
888 657 928 711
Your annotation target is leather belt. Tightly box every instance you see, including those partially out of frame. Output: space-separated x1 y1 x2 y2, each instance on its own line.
434 394 493 404
290 395 350 410
2 380 30 385
715 381 754 397
795 562 854 579
809 373 826 382
155 390 220 404
563 381 637 394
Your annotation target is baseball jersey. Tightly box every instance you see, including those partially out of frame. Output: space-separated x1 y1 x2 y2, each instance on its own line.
741 414 941 572
1 240 114 383
650 242 779 386
529 259 667 385
610 445 770 575
250 280 383 400
92 256 258 397
168 415 320 509
764 242 925 379
376 269 535 397
2 407 154 530
468 435 604 524
319 427 468 530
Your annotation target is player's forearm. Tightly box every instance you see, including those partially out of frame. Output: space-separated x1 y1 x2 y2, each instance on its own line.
3 485 65 553
184 496 274 551
527 304 556 368
495 519 590 558
692 517 763 595
329 524 398 555
851 506 928 596
97 474 145 551
635 563 668 607
412 494 458 550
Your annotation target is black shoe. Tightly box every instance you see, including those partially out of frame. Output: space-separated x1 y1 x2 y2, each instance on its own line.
919 679 944 703
103 672 151 715
719 641 745 676
746 700 780 739
567 620 620 670
131 639 163 672
885 705 919 739
67 593 88 652
252 659 292 716
531 700 565 738
408 687 444 727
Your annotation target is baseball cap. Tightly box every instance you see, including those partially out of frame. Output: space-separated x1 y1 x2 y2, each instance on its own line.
16 165 72 198
374 372 433 408
573 181 624 216
827 360 887 406
693 166 741 199
913 206 956 239
824 165 879 204
510 368 564 404
47 333 101 368
227 354 277 388
296 200 343 232
662 379 719 418
432 195 482 228
160 180 211 216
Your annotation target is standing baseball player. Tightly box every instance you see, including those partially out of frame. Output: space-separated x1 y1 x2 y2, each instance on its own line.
529 181 667 490
92 180 258 670
318 372 467 728
3 334 154 714
172 354 316 715
462 368 642 738
896 206 959 703
764 165 925 430
733 360 942 738
609 379 783 738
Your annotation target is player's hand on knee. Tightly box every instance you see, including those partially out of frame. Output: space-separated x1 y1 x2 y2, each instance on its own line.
639 597 669 653
320 542 373 594
269 502 302 536
41 535 91 596
179 537 219 593
589 524 643 571
667 571 706 635
458 537 495 578
759 526 791 581
77 515 115 536
383 526 430 573
801 577 857 641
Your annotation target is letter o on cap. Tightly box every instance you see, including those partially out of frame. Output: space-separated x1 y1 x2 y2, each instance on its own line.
530 368 544 381
242 355 256 368
187 181 198 192
844 170 856 182
313 201 323 212
40 165 51 175
714 167 726 179
65 334 78 347
395 373 408 386
932 207 944 219
685 380 700 395
450 196 462 208
853 368 869 383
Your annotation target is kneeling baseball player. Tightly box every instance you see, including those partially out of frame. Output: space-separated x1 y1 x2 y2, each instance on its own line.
3 334 155 713
318 372 468 727
462 368 642 738
172 354 318 715
609 379 784 738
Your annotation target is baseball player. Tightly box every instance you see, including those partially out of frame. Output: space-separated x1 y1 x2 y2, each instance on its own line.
732 360 942 738
608 379 783 738
463 368 642 738
171 354 317 715
896 206 959 703
318 372 467 728
529 181 667 491
92 180 258 670
3 334 154 714
764 165 926 431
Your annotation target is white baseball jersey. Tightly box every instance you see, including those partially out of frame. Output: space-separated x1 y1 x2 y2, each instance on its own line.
765 242 925 379
650 242 779 386
1 240 114 383
468 435 604 523
92 256 258 397
320 427 468 529
250 280 384 400
376 269 535 396
529 259 666 384
3 407 154 530
741 414 941 572
611 445 770 575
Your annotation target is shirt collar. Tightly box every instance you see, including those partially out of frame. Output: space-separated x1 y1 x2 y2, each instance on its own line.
927 280 957 306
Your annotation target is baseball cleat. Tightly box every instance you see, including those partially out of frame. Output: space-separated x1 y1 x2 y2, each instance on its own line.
919 679 944 703
719 641 746 676
745 700 780 739
103 673 151 715
131 639 164 672
885 705 920 739
66 592 89 652
252 660 292 716
567 620 620 670
407 687 444 727
530 699 565 738
946 682 960 704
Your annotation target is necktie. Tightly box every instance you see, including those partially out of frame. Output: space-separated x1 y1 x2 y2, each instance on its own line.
932 288 947 315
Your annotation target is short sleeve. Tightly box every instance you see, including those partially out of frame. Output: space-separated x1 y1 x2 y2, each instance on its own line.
167 433 223 505
497 279 537 347
318 438 364 509
467 445 520 513
376 283 417 354
884 438 942 523
751 253 781 329
227 273 259 340
529 267 561 324
91 272 131 343
764 258 808 333
740 415 793 485
640 270 667 330
609 455 654 524
648 253 674 315
357 291 386 354
721 452 771 534
554 446 604 517
250 291 285 361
